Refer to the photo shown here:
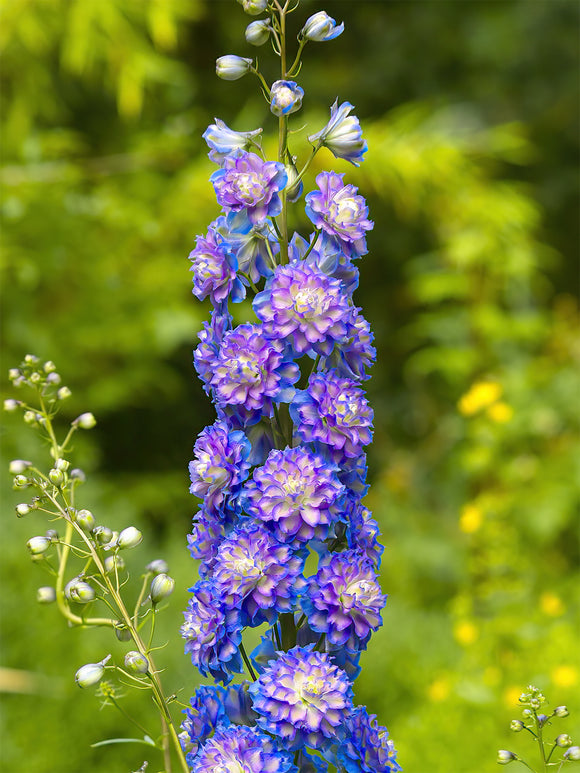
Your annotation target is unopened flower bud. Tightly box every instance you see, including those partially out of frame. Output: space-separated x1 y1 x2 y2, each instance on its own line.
13 475 29 488
74 412 96 429
16 503 31 517
4 399 20 412
557 734 573 748
245 19 270 46
237 0 268 14
270 80 304 117
65 578 96 603
522 709 533 718
537 713 548 726
114 622 132 642
23 411 36 424
93 525 114 545
104 555 126 573
216 55 253 81
8 368 21 381
117 526 143 549
54 458 70 471
57 386 72 400
49 468 65 486
146 559 169 575
564 746 580 760
27 536 50 555
124 651 149 674
75 655 111 688
510 720 524 732
24 354 39 364
150 573 175 604
9 460 31 474
46 372 61 385
75 509 95 531
29 372 42 384
497 750 517 765
43 361 56 373
37 586 56 604
301 11 344 42
555 706 569 718
530 698 541 709
70 468 86 483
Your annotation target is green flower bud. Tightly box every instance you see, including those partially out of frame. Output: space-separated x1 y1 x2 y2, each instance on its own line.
8 368 21 381
9 460 31 474
37 586 56 604
70 468 86 483
146 559 169 575
237 0 268 14
75 655 111 688
29 372 42 384
46 372 61 385
65 578 96 604
4 399 21 411
557 734 573 748
27 536 50 555
216 55 253 81
530 698 541 709
150 573 175 604
510 720 524 732
114 622 132 642
49 468 65 486
245 19 271 46
13 474 29 488
24 354 39 364
74 412 96 429
124 651 149 674
104 555 126 573
75 509 95 532
15 503 31 517
497 750 517 765
522 709 533 718
555 706 570 718
57 386 72 400
93 526 114 545
43 361 57 373
564 746 580 761
23 411 37 424
118 526 143 549
54 458 70 471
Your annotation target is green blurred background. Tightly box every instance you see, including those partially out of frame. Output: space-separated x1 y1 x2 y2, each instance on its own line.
1 1 579 771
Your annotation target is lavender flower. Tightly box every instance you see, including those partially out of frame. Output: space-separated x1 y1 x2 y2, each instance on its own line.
290 370 373 460
210 150 287 231
336 705 402 773
308 100 367 166
305 172 373 258
347 502 384 568
290 232 360 297
193 307 232 394
253 262 351 355
243 446 345 543
302 550 386 651
180 685 227 758
203 118 262 164
188 420 251 514
249 645 353 750
187 507 224 578
270 80 304 116
319 308 376 381
210 323 299 417
190 724 297 773
181 580 243 684
211 521 306 626
214 215 278 282
189 226 245 305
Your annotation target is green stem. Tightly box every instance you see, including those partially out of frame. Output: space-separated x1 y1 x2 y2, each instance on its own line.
108 695 154 740
240 643 257 682
134 572 152 630
280 613 296 650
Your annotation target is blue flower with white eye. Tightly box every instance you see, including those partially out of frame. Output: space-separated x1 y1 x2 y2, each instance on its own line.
309 100 367 166
190 724 297 773
270 80 304 116
301 11 344 42
188 226 245 306
203 118 263 164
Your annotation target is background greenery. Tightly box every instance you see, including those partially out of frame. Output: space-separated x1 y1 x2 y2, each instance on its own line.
1 1 578 771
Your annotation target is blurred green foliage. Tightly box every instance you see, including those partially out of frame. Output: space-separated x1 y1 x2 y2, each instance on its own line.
1 1 578 771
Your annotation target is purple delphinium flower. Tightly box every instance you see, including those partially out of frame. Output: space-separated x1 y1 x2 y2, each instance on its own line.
336 705 402 773
188 420 251 514
319 308 376 381
181 580 243 684
179 685 227 758
188 226 245 306
270 80 304 116
254 262 351 356
305 172 373 258
302 549 386 652
187 507 225 578
215 215 278 282
210 150 287 231
243 446 346 543
210 323 299 418
249 645 354 751
308 100 367 167
193 307 232 395
290 370 373 460
290 232 360 298
347 502 384 568
211 521 306 626
190 724 297 773
203 118 263 164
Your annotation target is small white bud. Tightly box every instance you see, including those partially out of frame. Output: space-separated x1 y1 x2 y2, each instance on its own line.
13 475 29 488
43 361 57 373
23 411 37 424
57 386 72 400
150 573 175 604
75 655 111 688
557 734 573 748
9 460 31 475
49 468 65 486
27 536 50 555
4 399 21 412
46 372 61 385
29 372 42 384
8 368 21 381
74 412 96 429
74 509 95 531
146 559 169 575
555 705 569 718
104 555 126 573
54 458 70 471
93 526 114 545
245 19 271 46
124 651 149 674
114 622 132 642
37 586 56 604
65 578 96 603
497 751 517 765
70 468 86 482
16 503 31 517
24 354 39 364
564 746 580 761
117 526 143 550
216 55 253 81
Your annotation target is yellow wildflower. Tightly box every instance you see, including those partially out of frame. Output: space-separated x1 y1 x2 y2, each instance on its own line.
458 381 502 416
552 665 578 689
459 504 483 533
427 677 451 702
454 620 479 646
503 686 522 708
540 592 565 617
488 402 514 423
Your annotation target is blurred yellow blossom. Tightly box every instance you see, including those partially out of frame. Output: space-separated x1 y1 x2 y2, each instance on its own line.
504 686 522 708
454 620 479 646
458 381 502 416
488 401 514 423
551 665 578 689
427 677 451 702
459 503 483 533
540 592 565 617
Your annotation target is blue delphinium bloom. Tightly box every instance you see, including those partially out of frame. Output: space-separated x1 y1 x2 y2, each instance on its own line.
290 370 373 460
243 446 345 543
193 307 232 395
189 225 246 306
308 100 367 167
270 80 304 116
188 420 251 514
211 521 306 626
215 215 278 282
210 323 299 417
347 502 384 568
290 232 360 298
210 150 287 231
190 724 297 773
181 580 243 684
302 549 386 652
301 11 344 42
249 645 354 751
179 685 227 758
187 506 225 578
335 705 402 773
254 262 351 356
203 118 263 164
319 308 376 381
305 172 373 258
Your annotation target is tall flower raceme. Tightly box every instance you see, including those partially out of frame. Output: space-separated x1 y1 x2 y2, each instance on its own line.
182 3 400 772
